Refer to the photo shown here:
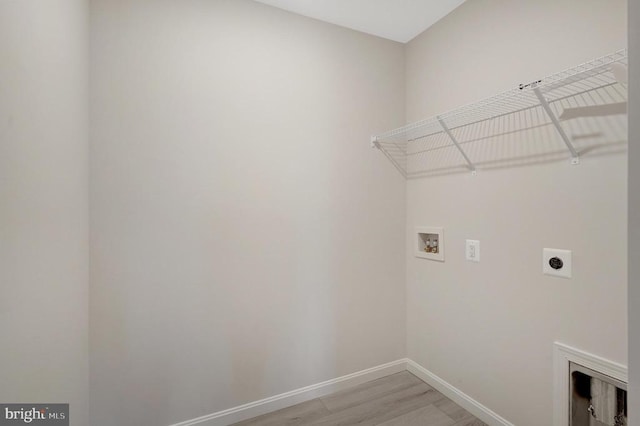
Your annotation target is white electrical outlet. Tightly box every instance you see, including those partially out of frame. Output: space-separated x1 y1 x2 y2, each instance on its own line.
466 240 480 262
543 248 572 278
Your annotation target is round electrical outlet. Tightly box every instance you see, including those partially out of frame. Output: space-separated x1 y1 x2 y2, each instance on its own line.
549 257 564 270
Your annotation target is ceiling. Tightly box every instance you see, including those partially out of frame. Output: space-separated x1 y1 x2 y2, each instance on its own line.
252 0 466 43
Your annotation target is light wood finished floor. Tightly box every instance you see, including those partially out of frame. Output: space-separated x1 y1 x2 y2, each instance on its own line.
231 371 487 426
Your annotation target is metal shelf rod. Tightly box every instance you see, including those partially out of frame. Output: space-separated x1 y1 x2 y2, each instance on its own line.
406 81 620 143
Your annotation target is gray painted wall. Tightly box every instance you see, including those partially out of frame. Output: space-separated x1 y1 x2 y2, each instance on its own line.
628 0 639 423
404 1 627 425
89 1 406 424
0 1 89 425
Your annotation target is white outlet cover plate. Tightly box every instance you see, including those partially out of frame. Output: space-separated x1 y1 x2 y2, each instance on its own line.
543 248 572 278
466 240 480 262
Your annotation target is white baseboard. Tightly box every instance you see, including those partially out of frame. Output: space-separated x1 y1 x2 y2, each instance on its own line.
169 359 408 426
406 359 514 426
169 358 516 426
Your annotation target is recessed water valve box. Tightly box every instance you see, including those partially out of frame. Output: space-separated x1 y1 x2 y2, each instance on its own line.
543 248 572 278
415 227 444 262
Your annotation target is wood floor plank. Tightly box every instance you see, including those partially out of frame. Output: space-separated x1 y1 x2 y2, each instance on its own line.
434 398 474 421
230 372 488 426
309 382 444 426
376 404 456 426
231 399 330 426
452 417 488 426
320 371 425 413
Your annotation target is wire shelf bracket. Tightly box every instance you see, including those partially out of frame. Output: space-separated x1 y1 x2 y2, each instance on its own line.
532 85 580 165
437 117 477 174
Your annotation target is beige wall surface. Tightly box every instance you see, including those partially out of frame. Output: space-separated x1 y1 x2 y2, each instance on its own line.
2 1 631 425
89 1 406 424
628 0 639 423
0 1 89 425
404 1 627 425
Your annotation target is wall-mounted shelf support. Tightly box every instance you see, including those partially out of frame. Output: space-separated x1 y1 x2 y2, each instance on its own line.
370 136 380 149
437 117 476 174
533 86 580 165
371 135 408 178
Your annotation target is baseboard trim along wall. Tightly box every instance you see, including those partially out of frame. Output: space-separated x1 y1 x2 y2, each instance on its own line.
168 359 407 426
170 358 515 426
406 360 515 426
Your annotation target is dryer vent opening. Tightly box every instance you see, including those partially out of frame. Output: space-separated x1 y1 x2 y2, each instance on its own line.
570 363 627 426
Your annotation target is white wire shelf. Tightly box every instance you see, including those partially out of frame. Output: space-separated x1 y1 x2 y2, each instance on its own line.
372 49 628 178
